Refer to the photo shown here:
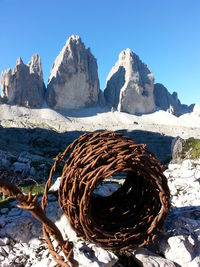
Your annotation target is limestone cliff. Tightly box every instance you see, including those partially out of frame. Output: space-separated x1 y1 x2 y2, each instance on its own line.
104 49 155 114
0 55 45 108
47 35 100 110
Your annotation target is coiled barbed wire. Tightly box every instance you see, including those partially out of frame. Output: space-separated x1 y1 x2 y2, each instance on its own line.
0 131 170 267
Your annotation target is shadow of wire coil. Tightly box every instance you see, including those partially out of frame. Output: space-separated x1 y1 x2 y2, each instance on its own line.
49 131 170 251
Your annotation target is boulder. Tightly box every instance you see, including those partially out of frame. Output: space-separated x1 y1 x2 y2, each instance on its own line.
171 136 185 163
104 48 155 114
47 35 100 110
0 55 45 108
154 83 194 116
133 248 176 267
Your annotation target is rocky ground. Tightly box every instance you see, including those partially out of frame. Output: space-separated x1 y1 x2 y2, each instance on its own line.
0 103 200 165
0 158 200 266
0 104 200 266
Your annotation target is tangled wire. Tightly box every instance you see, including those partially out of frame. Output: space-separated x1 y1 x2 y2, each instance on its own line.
0 131 170 267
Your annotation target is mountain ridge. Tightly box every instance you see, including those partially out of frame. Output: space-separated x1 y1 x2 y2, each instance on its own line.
0 35 198 116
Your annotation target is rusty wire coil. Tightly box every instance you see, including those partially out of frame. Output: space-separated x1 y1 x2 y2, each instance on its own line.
0 131 170 266
43 131 170 261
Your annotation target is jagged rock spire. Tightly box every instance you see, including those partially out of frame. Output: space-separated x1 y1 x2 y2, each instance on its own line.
47 35 100 110
104 48 155 114
0 54 45 108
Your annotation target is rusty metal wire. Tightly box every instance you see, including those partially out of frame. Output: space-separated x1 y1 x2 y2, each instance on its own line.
0 131 170 267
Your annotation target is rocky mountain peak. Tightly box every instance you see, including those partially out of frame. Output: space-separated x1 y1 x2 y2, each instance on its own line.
0 55 45 108
117 48 153 78
154 83 194 116
28 54 43 80
104 49 155 114
16 57 24 66
118 48 132 60
47 35 100 110
14 57 27 74
67 34 82 45
48 35 85 83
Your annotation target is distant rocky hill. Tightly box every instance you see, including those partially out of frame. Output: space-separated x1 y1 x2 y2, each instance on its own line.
154 83 194 116
0 35 198 115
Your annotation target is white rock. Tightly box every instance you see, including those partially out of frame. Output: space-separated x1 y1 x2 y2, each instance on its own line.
2 245 10 254
166 163 180 171
50 176 61 191
194 169 200 179
165 236 194 265
29 238 42 247
1 238 10 245
182 159 193 169
74 241 118 267
0 255 5 261
55 213 77 241
133 248 176 267
188 257 200 267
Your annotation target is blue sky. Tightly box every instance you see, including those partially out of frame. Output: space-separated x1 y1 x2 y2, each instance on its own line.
0 0 200 105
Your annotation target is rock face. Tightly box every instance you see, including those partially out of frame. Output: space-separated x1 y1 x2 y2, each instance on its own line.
154 83 194 116
47 35 100 110
104 48 155 114
171 136 185 163
0 55 45 108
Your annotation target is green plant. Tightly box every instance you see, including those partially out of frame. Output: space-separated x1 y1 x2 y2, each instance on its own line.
20 184 45 195
181 138 200 159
